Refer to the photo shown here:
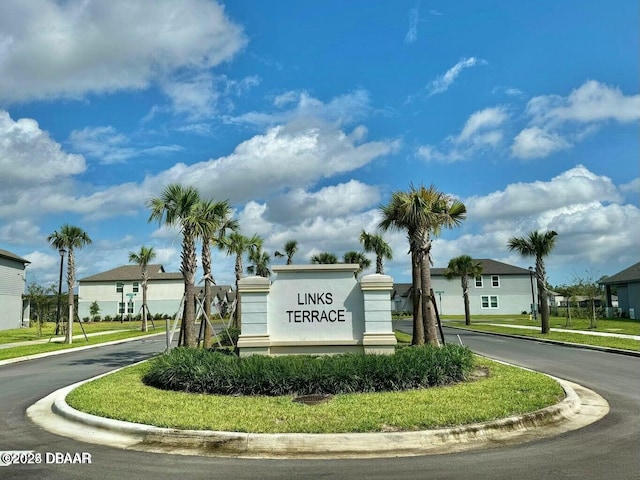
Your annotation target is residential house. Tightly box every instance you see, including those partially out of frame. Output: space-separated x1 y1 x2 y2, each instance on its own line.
78 265 184 320
600 262 640 319
392 259 536 316
0 248 30 330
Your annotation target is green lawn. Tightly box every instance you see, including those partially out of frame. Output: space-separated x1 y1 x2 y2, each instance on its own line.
66 356 564 434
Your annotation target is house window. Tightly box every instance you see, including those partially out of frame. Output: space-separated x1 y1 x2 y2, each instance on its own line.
475 276 483 287
118 302 125 314
116 282 124 293
491 275 500 287
127 301 134 314
132 282 139 293
481 295 499 309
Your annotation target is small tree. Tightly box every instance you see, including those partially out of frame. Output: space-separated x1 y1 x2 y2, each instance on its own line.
574 274 603 329
89 301 100 321
26 283 57 335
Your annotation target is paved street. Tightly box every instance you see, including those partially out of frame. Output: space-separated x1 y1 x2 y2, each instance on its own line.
0 327 638 479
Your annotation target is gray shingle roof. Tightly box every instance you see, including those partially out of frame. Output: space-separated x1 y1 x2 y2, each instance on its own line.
79 265 183 282
599 262 640 285
431 258 531 276
0 248 30 265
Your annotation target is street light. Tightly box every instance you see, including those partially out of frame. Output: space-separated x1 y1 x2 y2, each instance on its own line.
529 266 537 321
55 248 66 335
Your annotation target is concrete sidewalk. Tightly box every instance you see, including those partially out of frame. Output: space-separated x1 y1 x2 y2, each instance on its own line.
0 330 132 349
484 323 640 341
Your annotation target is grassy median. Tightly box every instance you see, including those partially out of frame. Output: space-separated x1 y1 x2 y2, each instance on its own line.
66 354 564 434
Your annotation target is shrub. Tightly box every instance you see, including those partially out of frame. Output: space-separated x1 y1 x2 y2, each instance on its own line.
142 345 474 396
217 326 240 346
104 315 112 322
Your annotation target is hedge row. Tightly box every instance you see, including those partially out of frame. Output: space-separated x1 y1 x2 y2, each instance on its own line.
142 345 474 396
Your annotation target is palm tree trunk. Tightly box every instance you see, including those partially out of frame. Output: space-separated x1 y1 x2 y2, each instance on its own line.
141 278 148 332
233 255 243 329
202 245 213 348
183 281 196 346
420 253 439 346
462 280 471 326
66 250 75 344
537 278 550 334
411 251 424 345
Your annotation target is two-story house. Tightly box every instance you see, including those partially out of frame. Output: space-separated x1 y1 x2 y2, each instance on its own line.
78 265 184 320
0 248 30 330
392 259 536 316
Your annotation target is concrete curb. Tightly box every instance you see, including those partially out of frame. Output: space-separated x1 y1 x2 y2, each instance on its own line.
444 325 640 358
28 372 609 459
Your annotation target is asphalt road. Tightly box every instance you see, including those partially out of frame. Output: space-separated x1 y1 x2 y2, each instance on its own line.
0 326 638 480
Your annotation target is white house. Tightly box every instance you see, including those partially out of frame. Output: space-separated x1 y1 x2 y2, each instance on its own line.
392 259 536 316
78 265 184 320
0 248 30 330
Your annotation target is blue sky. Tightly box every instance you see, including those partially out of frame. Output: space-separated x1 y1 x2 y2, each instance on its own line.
0 0 638 289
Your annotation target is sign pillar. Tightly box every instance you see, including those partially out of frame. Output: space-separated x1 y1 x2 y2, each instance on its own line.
360 274 396 354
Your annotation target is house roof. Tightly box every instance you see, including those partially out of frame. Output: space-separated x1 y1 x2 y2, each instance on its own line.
0 248 30 265
431 259 531 276
599 262 640 285
79 264 183 282
392 259 530 298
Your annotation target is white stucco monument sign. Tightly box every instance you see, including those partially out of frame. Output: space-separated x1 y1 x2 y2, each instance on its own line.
236 264 397 356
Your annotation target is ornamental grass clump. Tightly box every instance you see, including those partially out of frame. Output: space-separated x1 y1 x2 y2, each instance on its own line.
142 344 474 396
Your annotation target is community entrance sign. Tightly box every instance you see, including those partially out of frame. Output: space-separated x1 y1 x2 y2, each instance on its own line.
237 264 396 356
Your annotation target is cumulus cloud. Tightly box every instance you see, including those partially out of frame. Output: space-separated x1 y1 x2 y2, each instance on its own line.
467 165 621 221
417 106 509 162
511 80 640 159
0 0 246 103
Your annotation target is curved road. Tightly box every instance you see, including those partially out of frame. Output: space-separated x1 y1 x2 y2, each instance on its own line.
0 328 638 480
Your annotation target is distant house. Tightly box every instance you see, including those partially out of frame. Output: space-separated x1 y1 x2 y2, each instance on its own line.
392 259 536 316
78 265 184 320
600 262 640 320
0 248 30 330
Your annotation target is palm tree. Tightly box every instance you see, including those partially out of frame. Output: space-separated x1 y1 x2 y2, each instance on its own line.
247 247 272 277
220 232 263 328
147 183 203 347
379 184 466 346
128 246 156 332
310 252 339 264
193 199 237 347
445 255 483 326
507 230 558 334
342 251 371 277
274 240 298 265
359 230 393 274
47 224 92 344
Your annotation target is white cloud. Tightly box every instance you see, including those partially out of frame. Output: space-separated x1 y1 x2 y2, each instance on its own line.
404 3 420 44
0 220 42 244
620 178 640 194
0 0 247 103
417 106 508 162
428 57 484 96
511 80 640 159
510 126 572 159
68 126 182 164
228 89 371 127
264 181 381 225
467 165 621 221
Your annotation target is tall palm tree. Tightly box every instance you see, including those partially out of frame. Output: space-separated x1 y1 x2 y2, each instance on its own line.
508 230 558 334
359 230 393 274
310 252 339 264
220 231 263 328
128 246 156 332
342 251 371 277
379 184 466 346
193 199 237 347
47 224 92 344
147 183 203 347
274 240 298 265
247 247 272 277
445 255 483 326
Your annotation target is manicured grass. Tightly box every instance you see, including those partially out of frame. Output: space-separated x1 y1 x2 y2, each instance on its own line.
0 329 166 361
0 321 165 344
66 356 564 433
